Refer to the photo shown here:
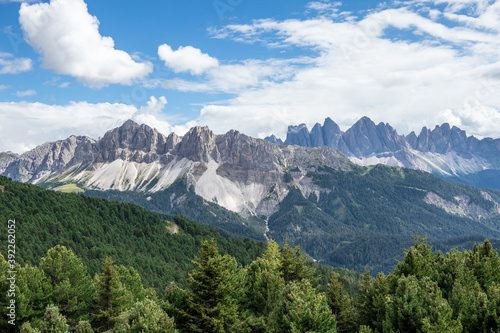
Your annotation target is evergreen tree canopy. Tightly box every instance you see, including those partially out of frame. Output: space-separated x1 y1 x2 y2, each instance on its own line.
185 239 244 333
114 298 177 333
39 245 94 325
327 273 358 333
269 279 337 333
93 257 129 332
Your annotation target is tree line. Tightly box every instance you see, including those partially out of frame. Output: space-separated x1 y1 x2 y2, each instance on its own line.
1 235 499 332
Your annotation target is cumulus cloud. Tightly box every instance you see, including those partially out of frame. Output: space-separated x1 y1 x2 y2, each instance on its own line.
183 0 500 140
0 96 186 153
158 44 219 75
0 52 32 74
153 57 310 94
19 0 152 87
16 89 36 97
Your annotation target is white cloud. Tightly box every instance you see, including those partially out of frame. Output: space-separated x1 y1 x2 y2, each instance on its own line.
365 8 496 43
158 44 219 75
154 57 310 94
187 1 500 140
437 105 500 139
16 89 36 97
0 85 8 90
0 52 32 74
307 1 342 14
19 0 153 87
0 96 186 154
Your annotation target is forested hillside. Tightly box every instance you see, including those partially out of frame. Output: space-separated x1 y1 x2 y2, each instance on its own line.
1 236 499 332
0 176 266 293
269 164 500 272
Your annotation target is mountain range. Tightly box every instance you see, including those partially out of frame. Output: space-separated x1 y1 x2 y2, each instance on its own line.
2 119 500 272
268 117 500 190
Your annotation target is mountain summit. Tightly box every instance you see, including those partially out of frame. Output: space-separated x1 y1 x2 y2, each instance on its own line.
0 120 350 217
269 117 500 189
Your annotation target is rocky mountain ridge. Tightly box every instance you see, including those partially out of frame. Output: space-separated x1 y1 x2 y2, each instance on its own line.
267 117 500 188
0 120 350 217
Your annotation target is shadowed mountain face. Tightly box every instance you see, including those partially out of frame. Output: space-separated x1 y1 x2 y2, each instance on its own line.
2 120 500 273
267 116 500 189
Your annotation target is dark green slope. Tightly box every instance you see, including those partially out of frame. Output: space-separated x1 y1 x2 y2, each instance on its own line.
0 176 265 296
309 164 500 238
268 164 500 273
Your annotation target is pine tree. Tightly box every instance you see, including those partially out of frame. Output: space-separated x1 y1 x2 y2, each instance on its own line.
74 320 94 333
269 280 337 333
114 298 177 332
326 273 358 333
16 264 53 328
164 282 189 332
0 254 10 329
280 242 316 284
393 235 442 280
382 275 462 333
185 239 244 333
469 239 500 289
20 322 41 333
358 270 388 331
39 246 94 325
243 240 285 332
116 265 147 307
39 305 69 333
485 284 500 330
92 257 128 332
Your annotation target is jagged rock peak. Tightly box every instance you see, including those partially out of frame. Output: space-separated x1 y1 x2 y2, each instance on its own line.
121 119 140 129
264 134 284 145
176 126 219 162
284 123 311 147
95 120 181 163
357 116 376 126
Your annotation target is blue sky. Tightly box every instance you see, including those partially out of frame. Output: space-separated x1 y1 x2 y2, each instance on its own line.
1 0 500 153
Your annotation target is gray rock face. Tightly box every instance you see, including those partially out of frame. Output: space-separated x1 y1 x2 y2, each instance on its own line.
0 120 353 216
322 117 344 148
266 116 500 188
279 116 407 157
284 124 311 147
2 136 97 182
342 117 407 156
409 124 483 155
97 120 180 163
309 123 324 147
176 126 219 163
264 134 283 145
1 121 183 182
